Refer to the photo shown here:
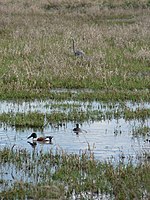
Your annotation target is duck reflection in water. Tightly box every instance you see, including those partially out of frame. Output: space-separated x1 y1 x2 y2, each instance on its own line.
27 141 37 148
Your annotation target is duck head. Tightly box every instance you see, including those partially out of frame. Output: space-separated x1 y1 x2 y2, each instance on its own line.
27 132 37 139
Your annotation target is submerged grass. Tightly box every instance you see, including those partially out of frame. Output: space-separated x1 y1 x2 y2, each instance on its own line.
0 0 150 101
0 147 150 199
0 107 150 128
132 125 150 137
0 112 45 128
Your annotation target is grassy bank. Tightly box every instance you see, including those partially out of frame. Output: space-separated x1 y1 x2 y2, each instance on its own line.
0 147 150 199
0 0 150 100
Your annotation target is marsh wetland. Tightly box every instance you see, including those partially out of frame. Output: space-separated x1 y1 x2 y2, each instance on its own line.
0 98 150 199
0 98 150 161
0 0 150 199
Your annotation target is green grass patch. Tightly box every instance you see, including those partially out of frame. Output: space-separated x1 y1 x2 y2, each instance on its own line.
0 112 45 128
0 146 150 199
0 107 150 128
132 125 150 137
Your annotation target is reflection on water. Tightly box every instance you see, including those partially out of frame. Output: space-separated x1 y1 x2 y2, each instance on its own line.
0 100 150 163
0 119 150 163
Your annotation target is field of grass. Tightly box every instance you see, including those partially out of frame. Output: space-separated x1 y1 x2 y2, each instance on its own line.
0 0 150 100
0 1 150 199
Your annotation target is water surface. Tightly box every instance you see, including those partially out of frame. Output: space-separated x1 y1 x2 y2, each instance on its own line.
0 100 150 163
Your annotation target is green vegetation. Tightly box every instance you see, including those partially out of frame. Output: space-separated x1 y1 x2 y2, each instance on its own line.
0 112 45 128
0 107 150 128
0 147 150 199
132 125 150 137
0 1 150 199
0 0 150 100
0 89 150 101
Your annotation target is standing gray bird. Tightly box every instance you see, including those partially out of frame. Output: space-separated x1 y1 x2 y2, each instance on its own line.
72 39 85 57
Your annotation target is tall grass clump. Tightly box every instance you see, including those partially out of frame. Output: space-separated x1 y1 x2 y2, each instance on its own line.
0 112 46 129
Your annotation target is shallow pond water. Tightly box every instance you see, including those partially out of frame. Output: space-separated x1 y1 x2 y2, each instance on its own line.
0 100 150 163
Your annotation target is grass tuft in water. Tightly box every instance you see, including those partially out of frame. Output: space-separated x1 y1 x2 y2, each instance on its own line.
0 146 150 199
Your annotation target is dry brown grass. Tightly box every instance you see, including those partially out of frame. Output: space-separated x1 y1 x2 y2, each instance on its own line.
0 0 150 96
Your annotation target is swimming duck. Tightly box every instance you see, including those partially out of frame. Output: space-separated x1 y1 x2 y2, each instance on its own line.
27 133 53 143
73 124 82 134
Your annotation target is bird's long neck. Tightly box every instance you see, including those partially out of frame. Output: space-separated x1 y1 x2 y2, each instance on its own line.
72 39 75 53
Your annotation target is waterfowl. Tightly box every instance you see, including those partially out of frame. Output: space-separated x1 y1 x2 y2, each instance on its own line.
72 39 85 57
73 124 82 134
27 133 53 143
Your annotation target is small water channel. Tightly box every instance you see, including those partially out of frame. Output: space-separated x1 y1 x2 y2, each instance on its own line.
0 100 150 163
